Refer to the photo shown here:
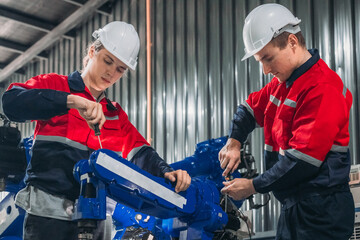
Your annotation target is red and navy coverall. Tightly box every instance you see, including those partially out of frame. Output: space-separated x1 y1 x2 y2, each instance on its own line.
229 49 354 239
2 71 173 239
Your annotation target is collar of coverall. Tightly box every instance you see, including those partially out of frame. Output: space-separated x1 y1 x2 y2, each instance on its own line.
67 70 118 111
286 48 320 88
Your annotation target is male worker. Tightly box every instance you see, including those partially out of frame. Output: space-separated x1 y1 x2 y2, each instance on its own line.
219 3 354 240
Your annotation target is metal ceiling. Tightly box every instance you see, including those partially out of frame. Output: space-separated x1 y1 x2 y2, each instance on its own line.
0 0 113 81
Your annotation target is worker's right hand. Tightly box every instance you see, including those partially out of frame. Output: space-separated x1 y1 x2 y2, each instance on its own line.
218 138 242 177
67 95 106 131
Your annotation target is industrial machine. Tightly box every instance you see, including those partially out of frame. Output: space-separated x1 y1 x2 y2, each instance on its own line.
0 114 27 193
0 111 258 240
72 137 259 240
0 113 31 240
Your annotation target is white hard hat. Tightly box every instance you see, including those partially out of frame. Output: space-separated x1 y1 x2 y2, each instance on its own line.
92 21 140 70
241 3 301 61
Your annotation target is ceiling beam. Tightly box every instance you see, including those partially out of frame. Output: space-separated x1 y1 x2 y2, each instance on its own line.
0 0 108 83
0 6 75 39
0 63 25 75
62 0 113 16
0 38 48 59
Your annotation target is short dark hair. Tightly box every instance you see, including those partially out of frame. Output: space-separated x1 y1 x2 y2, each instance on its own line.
270 31 306 49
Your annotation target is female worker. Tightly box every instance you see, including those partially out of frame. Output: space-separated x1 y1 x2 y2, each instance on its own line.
2 21 191 240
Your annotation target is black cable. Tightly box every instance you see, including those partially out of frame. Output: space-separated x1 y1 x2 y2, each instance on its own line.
238 209 252 240
219 230 227 240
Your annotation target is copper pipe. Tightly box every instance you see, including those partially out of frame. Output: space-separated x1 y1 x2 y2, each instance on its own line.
146 0 152 144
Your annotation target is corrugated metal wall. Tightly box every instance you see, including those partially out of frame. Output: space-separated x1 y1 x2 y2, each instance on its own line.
0 0 359 234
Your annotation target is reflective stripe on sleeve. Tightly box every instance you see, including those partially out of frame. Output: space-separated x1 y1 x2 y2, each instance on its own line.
242 101 261 128
285 149 322 167
270 95 281 107
35 135 89 151
284 98 297 108
242 101 254 118
330 144 348 153
264 144 273 152
126 144 150 160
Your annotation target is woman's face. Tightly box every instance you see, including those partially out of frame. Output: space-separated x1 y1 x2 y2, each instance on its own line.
85 46 128 94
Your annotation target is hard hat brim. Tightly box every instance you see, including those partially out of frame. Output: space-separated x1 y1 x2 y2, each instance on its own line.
241 47 264 61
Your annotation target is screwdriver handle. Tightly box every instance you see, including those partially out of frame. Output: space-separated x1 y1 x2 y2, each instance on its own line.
94 124 101 136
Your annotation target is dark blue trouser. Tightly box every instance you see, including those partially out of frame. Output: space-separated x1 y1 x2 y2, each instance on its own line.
23 213 106 240
276 190 354 240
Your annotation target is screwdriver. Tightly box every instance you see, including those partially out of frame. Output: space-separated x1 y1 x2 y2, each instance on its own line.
224 174 234 213
94 123 103 149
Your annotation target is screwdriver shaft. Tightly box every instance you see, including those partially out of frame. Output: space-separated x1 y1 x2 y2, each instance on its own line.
224 174 233 213
94 124 102 149
97 136 103 149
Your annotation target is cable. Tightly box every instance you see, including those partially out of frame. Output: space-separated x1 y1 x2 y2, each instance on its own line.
247 193 271 210
238 209 252 240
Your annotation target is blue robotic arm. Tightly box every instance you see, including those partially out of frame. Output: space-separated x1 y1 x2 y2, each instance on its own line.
73 147 228 240
72 136 259 240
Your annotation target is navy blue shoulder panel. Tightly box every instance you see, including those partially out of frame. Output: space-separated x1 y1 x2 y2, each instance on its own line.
229 105 256 144
2 87 69 122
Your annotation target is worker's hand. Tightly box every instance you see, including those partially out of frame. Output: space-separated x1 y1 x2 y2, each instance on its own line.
164 170 191 193
221 178 256 200
218 138 241 177
67 95 106 131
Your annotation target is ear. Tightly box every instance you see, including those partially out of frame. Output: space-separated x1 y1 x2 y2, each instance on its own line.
88 45 95 59
288 34 298 48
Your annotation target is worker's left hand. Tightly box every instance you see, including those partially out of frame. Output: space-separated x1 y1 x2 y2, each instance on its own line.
164 170 191 193
221 178 256 200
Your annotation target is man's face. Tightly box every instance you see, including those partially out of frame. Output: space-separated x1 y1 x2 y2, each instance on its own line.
254 41 297 83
